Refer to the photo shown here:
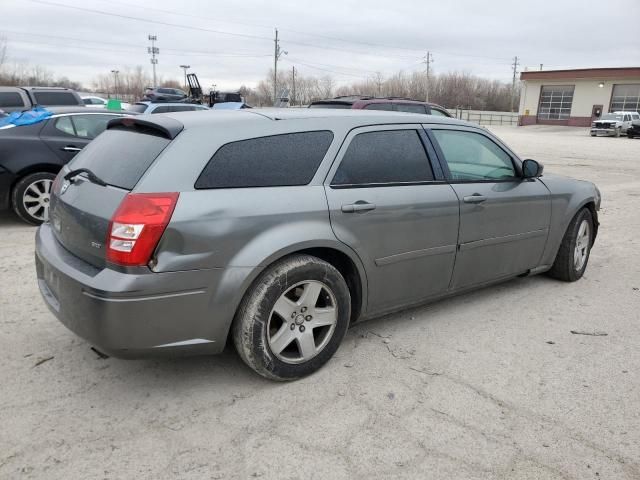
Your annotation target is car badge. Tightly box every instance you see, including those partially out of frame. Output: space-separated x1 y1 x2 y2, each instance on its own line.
60 180 70 195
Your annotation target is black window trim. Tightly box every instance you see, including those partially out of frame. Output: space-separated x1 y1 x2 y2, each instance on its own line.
327 125 444 189
194 130 335 190
425 125 524 183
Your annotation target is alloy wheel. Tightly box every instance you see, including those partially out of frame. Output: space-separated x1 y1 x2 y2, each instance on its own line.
22 178 53 222
267 280 338 364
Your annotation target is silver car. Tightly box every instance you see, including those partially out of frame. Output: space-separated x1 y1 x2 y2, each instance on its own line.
35 109 601 380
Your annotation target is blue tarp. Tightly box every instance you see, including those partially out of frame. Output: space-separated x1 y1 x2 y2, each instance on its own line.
0 106 53 128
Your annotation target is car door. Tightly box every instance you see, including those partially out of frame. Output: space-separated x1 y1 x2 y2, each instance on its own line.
324 125 460 313
40 114 118 163
428 126 551 289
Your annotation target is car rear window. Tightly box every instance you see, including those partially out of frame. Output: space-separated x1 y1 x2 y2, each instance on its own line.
0 92 26 108
32 91 79 106
67 128 170 190
195 131 334 189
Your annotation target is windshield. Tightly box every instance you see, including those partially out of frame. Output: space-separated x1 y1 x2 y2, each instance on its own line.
601 114 623 120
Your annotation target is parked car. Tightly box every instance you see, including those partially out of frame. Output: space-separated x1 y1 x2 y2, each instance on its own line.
309 95 452 116
626 120 640 139
142 87 188 102
0 86 84 113
0 107 134 224
590 111 640 137
82 95 131 110
36 109 600 380
128 101 209 114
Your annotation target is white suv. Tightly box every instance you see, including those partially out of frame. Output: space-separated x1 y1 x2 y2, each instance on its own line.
591 111 640 137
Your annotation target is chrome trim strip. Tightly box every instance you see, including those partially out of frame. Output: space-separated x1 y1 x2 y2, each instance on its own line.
459 228 548 252
153 338 214 348
375 244 457 266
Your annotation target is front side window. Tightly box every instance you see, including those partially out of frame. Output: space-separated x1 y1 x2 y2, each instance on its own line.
432 130 516 181
71 115 114 139
0 92 25 108
195 131 334 189
331 130 434 186
537 85 574 120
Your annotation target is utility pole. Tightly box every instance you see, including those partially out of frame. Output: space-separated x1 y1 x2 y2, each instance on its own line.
510 55 520 113
110 69 119 99
539 63 543 71
291 66 296 107
148 34 159 87
273 28 287 105
180 64 190 91
423 51 434 102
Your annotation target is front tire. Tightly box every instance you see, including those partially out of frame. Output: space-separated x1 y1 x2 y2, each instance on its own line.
233 254 351 381
11 172 57 225
547 208 593 282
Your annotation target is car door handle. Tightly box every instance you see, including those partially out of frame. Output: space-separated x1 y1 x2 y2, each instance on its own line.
463 194 487 204
341 202 376 213
61 146 82 152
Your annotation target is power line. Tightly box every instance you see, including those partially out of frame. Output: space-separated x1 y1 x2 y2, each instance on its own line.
5 35 271 58
84 0 514 62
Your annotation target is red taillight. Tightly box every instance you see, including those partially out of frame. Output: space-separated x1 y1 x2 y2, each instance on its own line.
106 192 179 266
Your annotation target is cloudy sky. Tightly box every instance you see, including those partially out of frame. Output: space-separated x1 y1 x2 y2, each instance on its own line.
2 0 639 90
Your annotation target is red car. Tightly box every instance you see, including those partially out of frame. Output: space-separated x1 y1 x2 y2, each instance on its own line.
309 96 451 117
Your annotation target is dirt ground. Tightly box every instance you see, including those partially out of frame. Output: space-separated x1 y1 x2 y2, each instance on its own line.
1 125 639 479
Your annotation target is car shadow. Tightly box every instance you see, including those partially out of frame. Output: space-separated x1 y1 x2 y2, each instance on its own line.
0 210 32 228
77 272 553 394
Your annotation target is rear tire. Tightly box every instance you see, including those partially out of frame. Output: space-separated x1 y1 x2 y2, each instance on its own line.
11 172 57 225
233 254 351 381
547 208 593 282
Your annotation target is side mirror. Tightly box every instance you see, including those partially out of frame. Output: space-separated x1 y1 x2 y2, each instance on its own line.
522 159 544 178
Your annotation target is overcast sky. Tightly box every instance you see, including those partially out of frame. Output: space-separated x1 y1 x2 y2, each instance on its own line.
2 0 639 91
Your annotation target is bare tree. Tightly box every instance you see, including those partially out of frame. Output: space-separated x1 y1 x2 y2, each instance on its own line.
0 34 7 70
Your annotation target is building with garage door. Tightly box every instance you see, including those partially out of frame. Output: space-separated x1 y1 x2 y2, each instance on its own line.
518 67 640 127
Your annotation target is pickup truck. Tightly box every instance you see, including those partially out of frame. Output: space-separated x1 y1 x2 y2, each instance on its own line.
590 111 640 137
0 86 84 113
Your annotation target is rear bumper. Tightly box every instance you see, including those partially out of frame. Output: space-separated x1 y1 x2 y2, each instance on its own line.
35 223 240 358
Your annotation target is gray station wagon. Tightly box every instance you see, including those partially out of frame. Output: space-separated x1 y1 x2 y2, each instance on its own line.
35 109 601 380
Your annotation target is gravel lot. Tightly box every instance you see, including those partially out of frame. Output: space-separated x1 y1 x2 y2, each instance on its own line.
1 125 639 479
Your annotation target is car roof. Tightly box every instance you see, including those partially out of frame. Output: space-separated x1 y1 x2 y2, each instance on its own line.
156 107 471 131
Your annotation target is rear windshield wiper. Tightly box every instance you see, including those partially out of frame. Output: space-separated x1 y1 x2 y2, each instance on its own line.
64 168 107 187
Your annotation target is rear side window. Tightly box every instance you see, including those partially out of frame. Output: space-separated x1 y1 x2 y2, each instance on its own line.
429 108 450 117
0 92 26 108
32 92 79 106
363 103 394 111
68 129 170 190
309 103 351 109
395 104 427 114
71 114 115 139
151 106 171 114
332 130 434 186
195 131 334 189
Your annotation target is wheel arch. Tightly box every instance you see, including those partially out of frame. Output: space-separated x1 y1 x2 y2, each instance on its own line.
222 241 368 347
